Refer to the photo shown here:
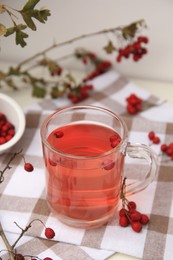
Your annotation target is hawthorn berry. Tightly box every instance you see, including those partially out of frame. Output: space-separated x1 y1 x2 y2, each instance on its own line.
24 163 34 172
102 159 115 170
131 221 142 233
119 215 129 227
127 201 136 210
148 131 160 144
119 208 127 217
153 136 160 144
167 148 173 156
130 211 142 221
14 254 25 260
110 134 121 148
45 227 55 239
54 131 64 138
148 131 155 140
140 214 149 225
160 144 167 152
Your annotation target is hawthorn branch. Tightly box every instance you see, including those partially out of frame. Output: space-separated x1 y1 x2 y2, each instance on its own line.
17 19 145 69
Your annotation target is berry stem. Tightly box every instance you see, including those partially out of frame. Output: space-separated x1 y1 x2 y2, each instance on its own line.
0 222 14 260
0 149 23 184
12 219 46 249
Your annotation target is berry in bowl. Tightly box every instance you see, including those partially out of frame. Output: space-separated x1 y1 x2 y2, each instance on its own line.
0 93 26 154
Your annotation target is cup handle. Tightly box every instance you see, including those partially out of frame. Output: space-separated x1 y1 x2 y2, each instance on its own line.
124 142 158 196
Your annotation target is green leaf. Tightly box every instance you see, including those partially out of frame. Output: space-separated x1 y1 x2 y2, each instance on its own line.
65 73 76 84
16 29 28 47
4 24 27 37
22 0 40 11
32 9 51 24
32 85 46 98
21 10 37 31
8 67 21 76
19 0 51 31
4 24 28 47
103 41 116 54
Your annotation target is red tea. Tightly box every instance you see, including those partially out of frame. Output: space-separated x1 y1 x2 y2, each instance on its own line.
45 123 124 228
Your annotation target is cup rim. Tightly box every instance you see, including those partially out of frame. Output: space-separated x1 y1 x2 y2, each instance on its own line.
40 105 128 160
0 93 26 152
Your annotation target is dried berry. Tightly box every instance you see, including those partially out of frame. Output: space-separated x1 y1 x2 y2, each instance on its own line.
45 227 55 239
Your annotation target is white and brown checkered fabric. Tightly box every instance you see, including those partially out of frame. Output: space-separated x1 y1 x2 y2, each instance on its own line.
1 70 173 260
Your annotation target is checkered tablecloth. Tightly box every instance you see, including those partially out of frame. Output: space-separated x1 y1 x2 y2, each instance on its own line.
0 70 173 260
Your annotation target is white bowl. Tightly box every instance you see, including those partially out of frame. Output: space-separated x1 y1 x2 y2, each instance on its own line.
0 93 26 154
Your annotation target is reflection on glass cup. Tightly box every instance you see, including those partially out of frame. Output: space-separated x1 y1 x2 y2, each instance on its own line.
40 105 157 229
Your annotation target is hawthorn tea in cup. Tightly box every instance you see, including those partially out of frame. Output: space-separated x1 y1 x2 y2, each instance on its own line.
40 105 157 229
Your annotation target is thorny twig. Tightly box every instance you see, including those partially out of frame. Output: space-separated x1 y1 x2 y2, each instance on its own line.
0 149 23 184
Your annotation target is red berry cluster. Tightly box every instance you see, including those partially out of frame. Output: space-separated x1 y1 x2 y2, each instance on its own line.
161 142 173 160
83 60 112 82
126 94 143 114
0 112 15 145
116 36 149 62
67 84 93 103
148 131 160 144
119 200 149 232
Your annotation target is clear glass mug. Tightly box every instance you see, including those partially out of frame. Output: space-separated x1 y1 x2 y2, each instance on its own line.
40 105 157 229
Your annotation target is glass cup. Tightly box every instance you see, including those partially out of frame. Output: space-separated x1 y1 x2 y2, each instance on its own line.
40 105 157 229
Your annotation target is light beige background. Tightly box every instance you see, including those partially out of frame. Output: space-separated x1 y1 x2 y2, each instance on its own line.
1 0 173 82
